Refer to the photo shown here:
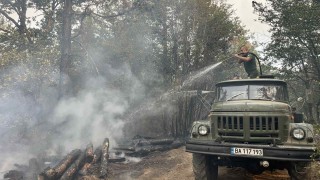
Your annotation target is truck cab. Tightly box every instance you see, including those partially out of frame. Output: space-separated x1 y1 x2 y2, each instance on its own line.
186 78 317 180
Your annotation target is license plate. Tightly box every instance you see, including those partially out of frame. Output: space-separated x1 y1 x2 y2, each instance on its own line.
231 147 263 156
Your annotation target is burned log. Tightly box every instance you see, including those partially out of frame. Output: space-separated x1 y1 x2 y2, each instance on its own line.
4 170 24 180
85 143 94 163
92 146 102 164
60 151 86 180
38 167 56 180
79 146 102 176
78 163 91 176
108 157 126 163
38 149 81 180
134 138 175 146
133 145 167 156
113 138 179 157
53 149 81 178
170 139 185 149
112 145 135 152
126 139 185 157
100 138 109 178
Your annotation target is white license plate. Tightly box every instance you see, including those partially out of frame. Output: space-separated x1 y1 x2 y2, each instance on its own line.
231 147 263 156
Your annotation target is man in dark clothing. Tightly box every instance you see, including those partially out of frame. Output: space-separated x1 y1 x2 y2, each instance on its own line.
234 46 259 78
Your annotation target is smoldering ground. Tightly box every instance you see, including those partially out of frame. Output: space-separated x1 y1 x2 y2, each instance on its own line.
0 50 230 178
0 62 151 176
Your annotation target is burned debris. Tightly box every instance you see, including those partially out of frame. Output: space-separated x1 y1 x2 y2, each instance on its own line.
3 136 184 180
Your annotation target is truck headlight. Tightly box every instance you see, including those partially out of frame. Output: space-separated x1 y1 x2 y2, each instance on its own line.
291 128 305 140
198 125 210 135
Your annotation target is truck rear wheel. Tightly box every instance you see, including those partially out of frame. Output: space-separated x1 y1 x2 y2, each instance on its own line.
287 162 310 180
192 153 218 180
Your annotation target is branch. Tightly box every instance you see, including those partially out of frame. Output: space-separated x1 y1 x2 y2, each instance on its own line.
92 6 136 19
72 5 92 39
0 27 11 33
4 0 19 16
296 36 320 79
0 9 20 28
72 5 136 39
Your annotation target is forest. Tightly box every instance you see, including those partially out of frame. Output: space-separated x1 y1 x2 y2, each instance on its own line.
0 0 320 176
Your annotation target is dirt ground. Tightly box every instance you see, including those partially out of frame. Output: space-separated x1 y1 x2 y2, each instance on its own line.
104 146 292 180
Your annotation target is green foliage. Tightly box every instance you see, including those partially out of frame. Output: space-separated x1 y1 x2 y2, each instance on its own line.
253 0 320 122
0 0 250 143
253 0 320 77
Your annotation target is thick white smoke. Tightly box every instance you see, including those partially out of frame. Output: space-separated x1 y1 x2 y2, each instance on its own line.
0 63 146 176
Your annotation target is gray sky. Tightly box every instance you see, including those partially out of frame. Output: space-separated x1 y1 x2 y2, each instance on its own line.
226 0 271 48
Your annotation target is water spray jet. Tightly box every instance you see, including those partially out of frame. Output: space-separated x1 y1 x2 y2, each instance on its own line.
181 61 224 88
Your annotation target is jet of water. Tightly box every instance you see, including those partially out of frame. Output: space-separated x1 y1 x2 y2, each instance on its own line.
181 61 223 88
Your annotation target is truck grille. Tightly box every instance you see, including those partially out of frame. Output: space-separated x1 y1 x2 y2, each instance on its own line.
217 116 244 130
217 116 280 141
249 116 279 131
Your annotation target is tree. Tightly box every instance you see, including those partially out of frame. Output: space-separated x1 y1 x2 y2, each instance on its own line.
0 0 34 49
253 0 320 123
0 0 249 145
59 0 73 98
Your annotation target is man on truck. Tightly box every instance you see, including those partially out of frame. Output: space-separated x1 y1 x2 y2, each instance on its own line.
234 45 259 79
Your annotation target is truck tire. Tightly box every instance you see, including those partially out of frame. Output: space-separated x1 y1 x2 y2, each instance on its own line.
287 162 310 180
192 153 218 180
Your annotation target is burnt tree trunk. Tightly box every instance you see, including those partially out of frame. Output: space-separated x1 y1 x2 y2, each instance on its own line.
38 149 81 180
38 167 55 180
92 146 102 164
54 149 81 178
79 146 102 176
100 138 110 178
60 151 86 180
85 143 94 163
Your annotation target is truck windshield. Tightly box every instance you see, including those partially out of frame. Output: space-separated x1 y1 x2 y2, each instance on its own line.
217 84 287 102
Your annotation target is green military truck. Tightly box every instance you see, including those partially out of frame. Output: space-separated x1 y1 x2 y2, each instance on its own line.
186 77 318 180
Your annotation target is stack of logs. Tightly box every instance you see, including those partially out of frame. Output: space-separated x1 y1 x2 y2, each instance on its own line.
3 136 184 180
38 138 110 180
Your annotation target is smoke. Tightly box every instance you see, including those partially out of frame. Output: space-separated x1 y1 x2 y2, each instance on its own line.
0 7 161 176
51 77 129 150
0 62 147 175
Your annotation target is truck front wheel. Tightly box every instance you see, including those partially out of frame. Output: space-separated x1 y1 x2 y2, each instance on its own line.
192 153 218 180
287 162 310 180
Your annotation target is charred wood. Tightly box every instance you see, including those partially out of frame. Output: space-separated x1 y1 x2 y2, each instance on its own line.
92 146 102 164
112 145 135 152
170 139 185 148
134 138 175 146
134 145 169 156
108 157 126 163
125 139 184 157
113 138 179 156
85 143 94 163
4 170 24 180
38 149 81 179
78 163 91 176
79 146 102 176
60 151 86 180
53 149 81 178
38 167 55 180
100 138 109 178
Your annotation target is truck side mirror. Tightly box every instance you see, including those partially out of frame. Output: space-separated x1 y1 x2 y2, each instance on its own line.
293 112 304 123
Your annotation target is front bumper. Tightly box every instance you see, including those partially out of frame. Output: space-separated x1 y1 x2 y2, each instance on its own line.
186 139 317 161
